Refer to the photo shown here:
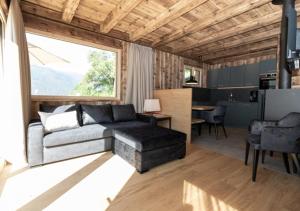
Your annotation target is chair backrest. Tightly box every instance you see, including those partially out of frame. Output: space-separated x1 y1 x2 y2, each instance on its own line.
213 105 226 117
278 112 300 127
204 105 226 123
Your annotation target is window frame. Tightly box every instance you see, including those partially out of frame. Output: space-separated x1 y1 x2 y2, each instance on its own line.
27 29 122 102
183 64 203 86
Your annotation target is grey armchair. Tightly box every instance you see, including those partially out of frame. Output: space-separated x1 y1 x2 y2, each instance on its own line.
202 105 227 139
246 112 300 182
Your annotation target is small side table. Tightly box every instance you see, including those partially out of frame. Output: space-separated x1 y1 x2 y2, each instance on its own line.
143 113 172 129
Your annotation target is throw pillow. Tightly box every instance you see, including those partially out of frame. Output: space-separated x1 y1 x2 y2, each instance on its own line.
81 104 113 125
38 111 80 133
112 104 137 122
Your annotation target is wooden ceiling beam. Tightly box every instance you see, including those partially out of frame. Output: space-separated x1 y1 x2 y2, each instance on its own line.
101 0 144 33
208 48 277 64
21 1 130 41
174 3 300 53
196 28 280 56
62 0 81 23
130 0 208 41
153 0 271 47
202 39 278 61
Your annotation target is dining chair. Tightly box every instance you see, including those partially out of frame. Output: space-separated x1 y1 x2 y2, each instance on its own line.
202 105 227 139
246 112 300 182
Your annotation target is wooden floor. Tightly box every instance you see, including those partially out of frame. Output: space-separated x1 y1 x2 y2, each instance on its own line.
0 145 300 211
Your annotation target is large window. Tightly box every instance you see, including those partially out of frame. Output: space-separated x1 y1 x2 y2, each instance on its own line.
27 33 120 99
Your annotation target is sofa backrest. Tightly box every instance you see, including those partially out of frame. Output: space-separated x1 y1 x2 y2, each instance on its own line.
112 104 137 122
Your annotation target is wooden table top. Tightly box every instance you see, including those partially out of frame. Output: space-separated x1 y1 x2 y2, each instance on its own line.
192 105 215 111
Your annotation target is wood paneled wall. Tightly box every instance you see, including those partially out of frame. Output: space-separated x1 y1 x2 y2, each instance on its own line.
209 54 277 70
154 50 184 89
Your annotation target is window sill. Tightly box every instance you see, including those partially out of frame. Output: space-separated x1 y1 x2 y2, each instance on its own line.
31 95 121 102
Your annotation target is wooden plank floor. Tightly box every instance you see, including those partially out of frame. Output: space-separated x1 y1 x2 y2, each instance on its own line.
1 145 300 211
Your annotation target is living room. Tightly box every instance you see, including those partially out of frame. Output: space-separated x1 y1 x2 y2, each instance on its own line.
0 0 300 210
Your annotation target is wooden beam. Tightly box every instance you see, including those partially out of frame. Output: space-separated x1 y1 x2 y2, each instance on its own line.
196 28 280 56
130 0 208 41
202 39 278 62
208 48 277 65
62 0 81 23
21 1 130 41
174 3 300 53
153 0 271 47
23 13 123 50
101 0 144 33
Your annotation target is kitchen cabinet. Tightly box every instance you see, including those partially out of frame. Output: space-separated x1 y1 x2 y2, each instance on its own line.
217 68 230 88
207 59 276 88
244 63 259 87
229 66 245 87
208 69 218 88
259 59 277 74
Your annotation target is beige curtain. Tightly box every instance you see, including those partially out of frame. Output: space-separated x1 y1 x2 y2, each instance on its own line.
125 43 153 113
0 0 31 164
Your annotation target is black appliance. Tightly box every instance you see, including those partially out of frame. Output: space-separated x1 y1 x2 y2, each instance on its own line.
249 90 258 102
259 73 277 89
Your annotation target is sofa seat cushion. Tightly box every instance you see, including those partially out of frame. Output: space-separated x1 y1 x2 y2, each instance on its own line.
43 124 113 148
114 126 186 152
100 121 150 130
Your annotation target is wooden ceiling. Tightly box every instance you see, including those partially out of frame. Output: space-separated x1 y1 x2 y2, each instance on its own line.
20 0 300 64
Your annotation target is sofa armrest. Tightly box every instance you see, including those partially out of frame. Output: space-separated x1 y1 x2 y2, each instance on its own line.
27 120 44 166
249 119 277 135
136 113 157 126
261 126 300 153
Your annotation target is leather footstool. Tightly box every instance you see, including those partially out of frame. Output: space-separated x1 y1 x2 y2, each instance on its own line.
113 126 186 173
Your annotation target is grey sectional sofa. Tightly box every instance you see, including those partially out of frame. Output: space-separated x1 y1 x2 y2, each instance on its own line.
27 104 155 166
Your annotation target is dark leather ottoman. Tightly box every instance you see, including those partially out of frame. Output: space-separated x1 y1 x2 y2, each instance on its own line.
113 126 186 173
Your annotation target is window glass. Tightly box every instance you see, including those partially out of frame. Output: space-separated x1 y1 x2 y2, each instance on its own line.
26 33 118 98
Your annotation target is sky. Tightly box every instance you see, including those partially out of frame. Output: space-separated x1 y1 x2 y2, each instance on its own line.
26 33 115 75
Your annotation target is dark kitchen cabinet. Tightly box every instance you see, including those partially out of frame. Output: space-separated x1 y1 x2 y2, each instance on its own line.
244 63 259 87
259 59 277 74
208 69 218 88
229 66 245 87
217 68 230 88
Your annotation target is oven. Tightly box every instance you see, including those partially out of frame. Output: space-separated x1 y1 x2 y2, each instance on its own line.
259 73 277 89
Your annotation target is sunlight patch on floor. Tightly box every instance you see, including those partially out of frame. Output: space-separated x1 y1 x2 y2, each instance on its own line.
183 180 238 211
0 153 135 211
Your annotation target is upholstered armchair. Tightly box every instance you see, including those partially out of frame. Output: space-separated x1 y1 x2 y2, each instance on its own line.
246 112 300 182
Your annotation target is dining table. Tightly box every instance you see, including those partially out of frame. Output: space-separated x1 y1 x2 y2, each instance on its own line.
192 105 215 111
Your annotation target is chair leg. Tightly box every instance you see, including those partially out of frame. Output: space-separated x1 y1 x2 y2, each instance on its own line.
262 150 266 164
245 142 250 166
291 153 300 174
222 124 227 138
252 149 260 182
198 124 202 136
270 151 274 157
282 153 291 174
209 124 211 135
214 123 218 139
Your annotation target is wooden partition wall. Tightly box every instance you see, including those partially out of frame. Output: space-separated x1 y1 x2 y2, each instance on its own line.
154 88 192 147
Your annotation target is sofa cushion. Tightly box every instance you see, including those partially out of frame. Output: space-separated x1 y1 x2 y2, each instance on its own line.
114 126 186 152
39 111 80 133
43 124 113 147
100 121 150 131
40 104 82 125
112 104 137 122
81 104 113 125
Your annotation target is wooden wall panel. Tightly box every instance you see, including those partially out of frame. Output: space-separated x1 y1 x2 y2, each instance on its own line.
154 88 192 147
154 50 184 89
209 54 277 70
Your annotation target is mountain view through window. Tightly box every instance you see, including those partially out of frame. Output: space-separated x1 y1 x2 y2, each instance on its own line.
27 33 118 98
